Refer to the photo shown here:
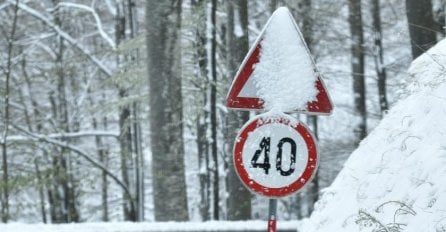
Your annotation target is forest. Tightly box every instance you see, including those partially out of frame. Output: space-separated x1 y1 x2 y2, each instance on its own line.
0 0 445 225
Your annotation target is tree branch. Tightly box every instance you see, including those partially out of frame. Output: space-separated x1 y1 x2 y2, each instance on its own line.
50 2 116 49
11 124 134 204
6 0 112 77
7 130 119 142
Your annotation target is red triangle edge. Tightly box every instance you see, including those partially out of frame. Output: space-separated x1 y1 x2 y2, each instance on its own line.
306 77 333 115
226 43 263 109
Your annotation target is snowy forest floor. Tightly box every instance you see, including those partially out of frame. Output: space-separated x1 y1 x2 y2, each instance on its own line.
0 221 299 232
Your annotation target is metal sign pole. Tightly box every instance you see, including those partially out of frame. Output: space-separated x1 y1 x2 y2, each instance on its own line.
267 198 278 232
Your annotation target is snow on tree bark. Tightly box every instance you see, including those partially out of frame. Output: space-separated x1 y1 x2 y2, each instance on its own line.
146 0 189 221
0 0 19 223
371 0 389 115
225 0 252 221
191 0 211 221
348 0 367 143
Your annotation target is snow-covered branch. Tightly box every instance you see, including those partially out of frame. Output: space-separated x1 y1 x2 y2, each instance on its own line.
7 130 119 142
6 0 113 77
50 2 116 49
11 124 133 203
104 0 117 16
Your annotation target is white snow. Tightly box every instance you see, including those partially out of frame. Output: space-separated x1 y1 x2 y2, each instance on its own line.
299 39 446 231
0 221 299 232
251 7 317 112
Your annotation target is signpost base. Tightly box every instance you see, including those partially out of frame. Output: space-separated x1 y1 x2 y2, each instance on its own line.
267 199 277 232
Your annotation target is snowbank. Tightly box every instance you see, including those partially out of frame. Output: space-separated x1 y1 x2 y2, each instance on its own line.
299 39 446 231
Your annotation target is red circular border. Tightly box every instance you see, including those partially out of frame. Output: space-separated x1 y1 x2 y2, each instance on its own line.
233 115 318 198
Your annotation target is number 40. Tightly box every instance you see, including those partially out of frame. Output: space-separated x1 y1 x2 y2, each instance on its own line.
251 137 296 176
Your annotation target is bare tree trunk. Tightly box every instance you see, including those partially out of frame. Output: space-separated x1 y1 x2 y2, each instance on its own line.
297 0 320 215
348 0 367 143
47 93 63 223
45 0 82 222
371 0 389 115
21 56 48 223
210 0 220 220
126 0 144 221
191 0 211 221
100 152 110 222
88 36 111 222
93 117 109 221
225 0 251 220
101 116 110 222
406 0 437 59
132 101 144 222
146 0 189 221
115 1 137 221
1 1 19 222
269 0 278 14
34 159 47 223
55 2 79 222
23 67 48 223
197 116 210 220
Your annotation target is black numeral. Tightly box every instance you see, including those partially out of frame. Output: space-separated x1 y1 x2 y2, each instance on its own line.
276 137 296 176
251 137 297 176
251 137 271 174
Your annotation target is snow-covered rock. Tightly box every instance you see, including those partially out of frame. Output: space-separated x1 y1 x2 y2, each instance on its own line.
299 39 446 231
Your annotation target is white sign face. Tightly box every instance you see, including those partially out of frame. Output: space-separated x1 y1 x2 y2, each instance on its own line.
234 114 318 197
242 122 309 188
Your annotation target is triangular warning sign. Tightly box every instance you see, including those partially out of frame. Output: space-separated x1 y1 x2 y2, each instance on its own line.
225 7 333 115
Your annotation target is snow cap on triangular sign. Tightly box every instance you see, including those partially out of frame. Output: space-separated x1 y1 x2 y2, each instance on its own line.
226 7 333 114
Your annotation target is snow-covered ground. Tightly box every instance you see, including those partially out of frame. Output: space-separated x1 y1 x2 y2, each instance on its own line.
0 221 298 232
299 39 446 231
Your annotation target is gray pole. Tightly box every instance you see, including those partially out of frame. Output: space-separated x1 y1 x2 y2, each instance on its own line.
267 199 278 232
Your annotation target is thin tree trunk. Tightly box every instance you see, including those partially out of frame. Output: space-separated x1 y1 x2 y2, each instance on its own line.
47 93 64 223
34 159 47 223
406 0 437 59
118 94 134 221
1 0 19 223
371 0 389 115
348 0 367 143
225 0 251 220
210 0 220 220
100 148 110 222
132 101 144 222
269 0 278 14
101 116 110 222
93 117 109 221
297 0 320 215
197 115 210 220
295 193 302 219
51 0 80 222
116 2 136 221
127 0 144 221
22 55 48 224
1 0 20 222
192 0 211 221
236 0 249 124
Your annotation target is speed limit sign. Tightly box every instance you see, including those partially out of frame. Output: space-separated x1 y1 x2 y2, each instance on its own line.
233 113 318 197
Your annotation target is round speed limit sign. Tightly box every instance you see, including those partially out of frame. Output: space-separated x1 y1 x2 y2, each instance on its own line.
233 113 318 197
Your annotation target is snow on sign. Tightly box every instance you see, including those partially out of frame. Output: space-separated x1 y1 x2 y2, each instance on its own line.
233 113 318 197
225 7 332 114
